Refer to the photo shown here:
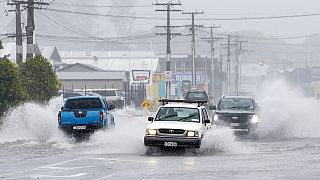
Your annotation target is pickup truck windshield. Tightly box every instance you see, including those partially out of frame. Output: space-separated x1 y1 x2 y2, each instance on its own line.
218 98 254 111
155 107 200 123
65 98 103 109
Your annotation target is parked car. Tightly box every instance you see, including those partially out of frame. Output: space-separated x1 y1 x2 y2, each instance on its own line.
58 96 115 137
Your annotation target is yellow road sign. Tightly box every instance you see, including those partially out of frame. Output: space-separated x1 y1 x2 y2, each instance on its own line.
141 100 151 109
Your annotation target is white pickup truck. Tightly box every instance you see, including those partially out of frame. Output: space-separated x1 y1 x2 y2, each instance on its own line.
144 99 214 149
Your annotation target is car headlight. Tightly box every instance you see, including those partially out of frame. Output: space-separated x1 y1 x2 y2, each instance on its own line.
251 115 259 124
146 129 157 135
213 114 219 121
187 131 199 137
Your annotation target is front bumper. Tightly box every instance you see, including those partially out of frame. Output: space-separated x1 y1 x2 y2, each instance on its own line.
144 136 201 148
59 124 102 133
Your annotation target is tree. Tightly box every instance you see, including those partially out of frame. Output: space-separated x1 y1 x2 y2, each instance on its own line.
20 54 61 103
0 59 28 118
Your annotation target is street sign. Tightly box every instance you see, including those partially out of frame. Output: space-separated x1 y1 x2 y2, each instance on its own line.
141 100 151 109
165 71 172 82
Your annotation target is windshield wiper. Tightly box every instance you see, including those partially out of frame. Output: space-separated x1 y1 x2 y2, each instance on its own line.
156 114 178 121
224 106 243 109
242 105 254 110
177 114 198 122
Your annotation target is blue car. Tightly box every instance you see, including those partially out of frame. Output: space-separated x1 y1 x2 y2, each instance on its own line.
58 96 115 134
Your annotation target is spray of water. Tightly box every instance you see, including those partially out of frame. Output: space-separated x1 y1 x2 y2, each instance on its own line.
84 107 150 154
0 97 72 149
200 127 254 154
255 79 320 138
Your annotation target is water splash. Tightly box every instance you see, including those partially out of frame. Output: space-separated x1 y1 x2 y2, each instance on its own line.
0 97 71 149
255 79 320 138
200 127 254 154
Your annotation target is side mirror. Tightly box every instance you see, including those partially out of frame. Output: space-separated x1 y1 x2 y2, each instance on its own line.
60 107 64 111
108 104 115 111
204 119 211 124
209 105 216 110
148 117 154 122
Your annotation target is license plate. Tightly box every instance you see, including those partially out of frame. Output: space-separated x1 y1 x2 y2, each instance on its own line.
231 123 240 127
164 142 177 147
74 126 86 130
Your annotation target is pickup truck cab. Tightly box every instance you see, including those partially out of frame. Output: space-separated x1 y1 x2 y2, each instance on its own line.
58 96 115 134
144 99 213 149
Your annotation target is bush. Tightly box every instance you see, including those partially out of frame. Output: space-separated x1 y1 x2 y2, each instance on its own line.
20 54 61 103
0 59 28 119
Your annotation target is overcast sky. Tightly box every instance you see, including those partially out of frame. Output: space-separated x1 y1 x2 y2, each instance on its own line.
1 0 320 43
138 0 320 40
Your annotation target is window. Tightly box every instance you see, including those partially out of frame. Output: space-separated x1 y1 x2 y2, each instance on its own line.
218 98 254 111
175 62 184 72
201 108 208 123
196 62 205 72
65 98 103 109
185 62 192 72
155 107 200 123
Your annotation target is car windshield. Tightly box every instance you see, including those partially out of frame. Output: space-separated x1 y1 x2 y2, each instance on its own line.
185 92 208 101
218 98 254 111
155 107 200 123
65 98 103 109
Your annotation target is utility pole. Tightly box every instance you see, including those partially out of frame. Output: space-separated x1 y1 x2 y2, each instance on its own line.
154 1 182 99
227 34 231 95
183 11 204 88
7 0 24 65
201 25 222 103
234 36 247 96
25 0 49 59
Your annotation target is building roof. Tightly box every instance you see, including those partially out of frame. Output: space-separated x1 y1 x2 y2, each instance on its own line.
60 51 156 58
57 63 106 72
41 46 61 62
59 50 159 72
56 71 127 81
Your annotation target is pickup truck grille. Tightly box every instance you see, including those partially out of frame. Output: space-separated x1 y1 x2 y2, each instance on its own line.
219 114 251 123
158 129 185 134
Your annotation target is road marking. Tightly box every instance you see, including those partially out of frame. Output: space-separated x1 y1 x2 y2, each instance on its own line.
95 173 113 180
0 155 94 178
32 173 88 178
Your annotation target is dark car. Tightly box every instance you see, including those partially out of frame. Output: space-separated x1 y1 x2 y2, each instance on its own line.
184 90 212 115
212 96 260 137
184 90 210 102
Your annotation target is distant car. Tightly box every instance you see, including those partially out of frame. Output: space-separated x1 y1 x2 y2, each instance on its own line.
212 96 260 137
144 99 213 150
184 90 212 114
58 96 115 136
184 90 210 103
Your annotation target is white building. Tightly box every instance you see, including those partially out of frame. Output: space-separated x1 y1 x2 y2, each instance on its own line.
59 51 159 85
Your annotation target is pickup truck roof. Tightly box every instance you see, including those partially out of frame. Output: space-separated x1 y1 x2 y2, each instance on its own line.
162 103 201 109
65 96 102 100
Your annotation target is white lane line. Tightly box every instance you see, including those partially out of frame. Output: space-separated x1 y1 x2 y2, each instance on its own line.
95 173 114 180
0 155 94 178
40 155 95 168
32 173 88 178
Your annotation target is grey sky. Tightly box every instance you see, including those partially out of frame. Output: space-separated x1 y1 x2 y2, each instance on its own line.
138 0 320 40
1 0 320 42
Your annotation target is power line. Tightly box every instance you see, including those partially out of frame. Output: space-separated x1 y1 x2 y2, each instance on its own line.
37 7 320 21
52 2 152 8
